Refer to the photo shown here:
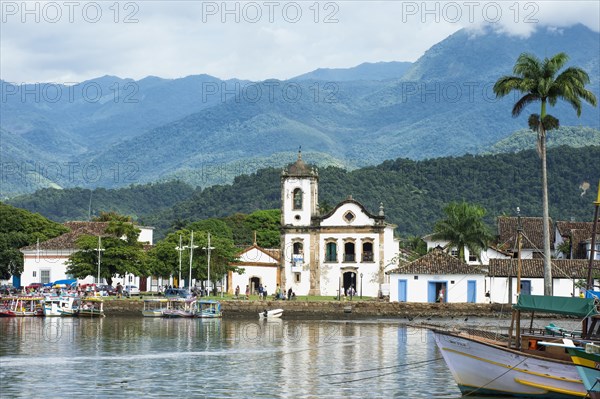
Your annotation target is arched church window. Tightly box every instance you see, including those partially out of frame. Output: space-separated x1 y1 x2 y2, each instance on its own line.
325 241 337 262
293 188 303 210
362 241 374 262
344 241 356 262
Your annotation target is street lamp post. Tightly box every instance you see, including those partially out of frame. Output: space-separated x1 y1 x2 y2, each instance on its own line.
96 236 104 284
360 273 363 299
187 231 198 289
202 233 215 296
175 234 185 288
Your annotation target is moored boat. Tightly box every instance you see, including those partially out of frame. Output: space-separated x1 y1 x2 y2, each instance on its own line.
142 298 170 317
42 295 79 316
0 296 44 317
568 344 600 399
162 298 194 318
193 300 222 318
259 308 283 319
77 297 105 317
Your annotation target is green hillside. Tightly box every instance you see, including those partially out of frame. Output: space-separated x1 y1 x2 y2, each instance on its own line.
10 146 598 239
487 126 600 154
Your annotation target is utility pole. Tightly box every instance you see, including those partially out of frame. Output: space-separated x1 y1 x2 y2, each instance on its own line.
203 233 215 295
175 235 185 288
187 231 198 289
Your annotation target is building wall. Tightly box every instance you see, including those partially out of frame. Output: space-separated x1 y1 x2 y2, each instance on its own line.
138 227 154 245
389 273 485 303
281 177 317 226
487 277 578 303
282 233 312 295
230 265 279 296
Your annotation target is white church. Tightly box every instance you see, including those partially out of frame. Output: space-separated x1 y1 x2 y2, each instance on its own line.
279 152 399 297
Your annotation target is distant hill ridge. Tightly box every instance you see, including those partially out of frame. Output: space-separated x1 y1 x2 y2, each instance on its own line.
1 24 598 197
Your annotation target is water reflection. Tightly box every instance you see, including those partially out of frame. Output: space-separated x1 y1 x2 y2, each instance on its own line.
0 317 527 399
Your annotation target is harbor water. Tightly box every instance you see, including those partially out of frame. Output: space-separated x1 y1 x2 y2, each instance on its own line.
0 317 560 398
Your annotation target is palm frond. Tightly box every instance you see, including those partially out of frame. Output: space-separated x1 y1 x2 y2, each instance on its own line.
512 94 539 117
528 114 540 131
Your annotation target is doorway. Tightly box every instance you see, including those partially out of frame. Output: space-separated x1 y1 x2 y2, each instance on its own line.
250 277 260 295
343 271 357 295
428 281 447 303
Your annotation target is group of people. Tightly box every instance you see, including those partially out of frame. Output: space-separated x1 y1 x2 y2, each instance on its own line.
233 284 295 300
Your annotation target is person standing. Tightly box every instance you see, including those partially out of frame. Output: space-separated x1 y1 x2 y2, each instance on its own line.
245 285 250 300
235 285 240 299
438 288 445 303
116 283 123 299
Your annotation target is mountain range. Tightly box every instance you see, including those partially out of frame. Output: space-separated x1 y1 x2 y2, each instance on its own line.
1 24 598 198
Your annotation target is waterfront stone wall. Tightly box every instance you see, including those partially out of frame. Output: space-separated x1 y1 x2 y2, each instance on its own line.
104 299 510 318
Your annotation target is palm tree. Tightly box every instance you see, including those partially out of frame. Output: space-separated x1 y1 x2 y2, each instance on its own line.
432 201 493 263
494 52 597 295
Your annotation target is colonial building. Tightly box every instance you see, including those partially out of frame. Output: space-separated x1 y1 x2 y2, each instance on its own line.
388 247 487 303
19 221 154 289
229 243 280 296
280 152 399 297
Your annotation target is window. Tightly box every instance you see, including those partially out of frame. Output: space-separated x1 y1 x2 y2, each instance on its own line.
362 241 374 262
343 211 355 223
33 271 37 278
293 188 303 210
468 254 477 262
344 242 356 262
292 241 304 268
295 273 301 283
451 249 458 257
325 242 337 262
40 270 50 284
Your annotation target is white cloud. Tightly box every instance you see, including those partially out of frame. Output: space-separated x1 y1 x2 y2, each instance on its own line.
1 1 598 83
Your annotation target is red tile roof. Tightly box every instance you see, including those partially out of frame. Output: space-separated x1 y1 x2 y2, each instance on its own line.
21 221 109 251
497 216 554 252
388 247 485 275
488 259 600 278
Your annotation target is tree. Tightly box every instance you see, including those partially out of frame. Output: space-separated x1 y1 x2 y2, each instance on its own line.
147 228 240 291
66 221 146 286
243 209 281 247
0 203 68 279
93 211 133 222
494 52 597 295
431 201 493 262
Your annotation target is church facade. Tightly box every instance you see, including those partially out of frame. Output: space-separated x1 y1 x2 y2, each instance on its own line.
280 153 399 297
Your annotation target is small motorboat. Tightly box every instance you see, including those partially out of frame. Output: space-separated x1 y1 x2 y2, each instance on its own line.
259 308 283 319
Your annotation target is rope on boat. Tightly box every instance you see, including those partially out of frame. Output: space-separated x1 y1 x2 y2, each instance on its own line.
328 357 444 384
321 356 444 377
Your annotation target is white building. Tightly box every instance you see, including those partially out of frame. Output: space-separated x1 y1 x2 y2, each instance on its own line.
280 152 399 297
19 221 154 289
488 259 598 303
229 244 280 296
388 248 487 303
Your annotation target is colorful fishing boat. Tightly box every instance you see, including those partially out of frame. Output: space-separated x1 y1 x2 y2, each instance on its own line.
193 300 222 318
162 298 194 318
42 295 79 316
568 344 600 399
0 296 44 317
77 297 105 317
142 298 170 317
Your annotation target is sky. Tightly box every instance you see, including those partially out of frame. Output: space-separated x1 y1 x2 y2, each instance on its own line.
1 1 599 83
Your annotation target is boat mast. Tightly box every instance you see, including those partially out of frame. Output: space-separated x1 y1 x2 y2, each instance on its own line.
515 207 523 350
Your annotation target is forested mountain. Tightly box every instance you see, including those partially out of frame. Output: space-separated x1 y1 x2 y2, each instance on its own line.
2 25 598 197
487 126 600 154
9 146 600 239
293 61 413 81
7 181 195 222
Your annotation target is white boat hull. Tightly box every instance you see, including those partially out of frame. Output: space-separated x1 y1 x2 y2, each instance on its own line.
259 309 283 318
434 331 587 398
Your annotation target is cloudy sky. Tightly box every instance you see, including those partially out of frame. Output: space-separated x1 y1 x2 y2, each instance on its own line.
1 1 598 83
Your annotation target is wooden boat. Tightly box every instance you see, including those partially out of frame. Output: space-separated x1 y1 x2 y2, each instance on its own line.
42 295 79 316
162 298 194 318
142 298 170 317
77 297 105 317
259 308 283 319
193 300 222 318
0 296 44 317
568 344 600 399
